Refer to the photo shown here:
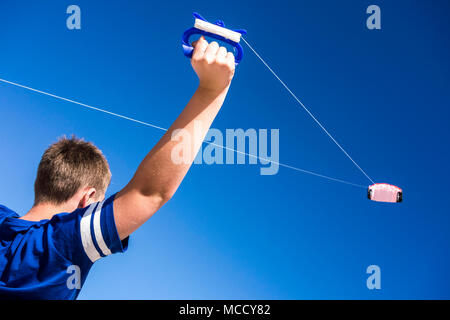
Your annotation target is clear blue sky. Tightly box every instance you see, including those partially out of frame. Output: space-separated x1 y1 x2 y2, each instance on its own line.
0 0 449 299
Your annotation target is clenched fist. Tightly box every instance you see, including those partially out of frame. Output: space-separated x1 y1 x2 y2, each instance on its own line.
191 36 235 93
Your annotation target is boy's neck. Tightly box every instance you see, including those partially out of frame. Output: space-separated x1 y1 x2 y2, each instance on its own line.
21 202 77 222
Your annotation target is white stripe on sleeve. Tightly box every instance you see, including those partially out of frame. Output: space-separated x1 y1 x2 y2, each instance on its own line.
93 200 112 257
80 203 101 262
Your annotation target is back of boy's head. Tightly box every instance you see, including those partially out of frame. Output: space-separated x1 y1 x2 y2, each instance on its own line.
34 136 111 205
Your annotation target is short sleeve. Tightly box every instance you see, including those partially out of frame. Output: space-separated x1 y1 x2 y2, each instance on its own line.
51 193 129 265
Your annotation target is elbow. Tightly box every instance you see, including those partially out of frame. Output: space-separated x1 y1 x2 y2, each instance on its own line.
158 189 175 205
139 188 174 208
130 181 177 209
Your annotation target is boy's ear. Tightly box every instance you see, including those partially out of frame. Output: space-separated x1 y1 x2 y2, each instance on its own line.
78 188 97 208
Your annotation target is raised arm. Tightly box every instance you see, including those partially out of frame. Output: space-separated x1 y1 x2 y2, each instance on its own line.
113 37 235 239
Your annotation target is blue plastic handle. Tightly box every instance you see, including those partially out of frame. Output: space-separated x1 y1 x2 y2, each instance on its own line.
182 13 247 65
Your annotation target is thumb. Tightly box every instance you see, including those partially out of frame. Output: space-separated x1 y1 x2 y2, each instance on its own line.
192 36 206 48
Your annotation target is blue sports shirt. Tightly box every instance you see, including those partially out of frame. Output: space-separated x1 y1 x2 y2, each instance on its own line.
0 194 128 299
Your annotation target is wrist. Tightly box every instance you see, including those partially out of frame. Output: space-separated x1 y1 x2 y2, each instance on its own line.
197 84 230 98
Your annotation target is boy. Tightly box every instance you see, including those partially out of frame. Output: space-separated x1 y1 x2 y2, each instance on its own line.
0 37 235 299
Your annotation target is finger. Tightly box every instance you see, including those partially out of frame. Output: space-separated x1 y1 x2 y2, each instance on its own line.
192 37 208 60
204 41 220 63
226 52 235 68
216 46 228 64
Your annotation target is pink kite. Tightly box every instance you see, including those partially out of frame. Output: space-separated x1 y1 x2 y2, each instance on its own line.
367 183 402 203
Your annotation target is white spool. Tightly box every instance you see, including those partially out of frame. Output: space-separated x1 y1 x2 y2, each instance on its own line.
194 18 242 43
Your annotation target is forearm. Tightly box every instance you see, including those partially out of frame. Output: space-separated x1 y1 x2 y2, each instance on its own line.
128 85 229 199
114 86 229 238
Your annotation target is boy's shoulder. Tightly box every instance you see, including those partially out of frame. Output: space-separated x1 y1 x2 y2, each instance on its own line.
0 204 17 215
0 204 19 224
